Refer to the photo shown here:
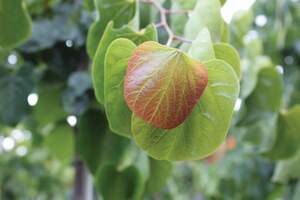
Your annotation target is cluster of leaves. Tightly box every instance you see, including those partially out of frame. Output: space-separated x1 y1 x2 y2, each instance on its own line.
91 0 240 162
176 0 300 199
1 0 300 199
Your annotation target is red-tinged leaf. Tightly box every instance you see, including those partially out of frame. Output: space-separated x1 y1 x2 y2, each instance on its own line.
124 41 208 129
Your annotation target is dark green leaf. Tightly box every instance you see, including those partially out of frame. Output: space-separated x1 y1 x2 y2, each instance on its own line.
77 109 130 174
242 67 283 124
96 164 144 200
0 75 32 126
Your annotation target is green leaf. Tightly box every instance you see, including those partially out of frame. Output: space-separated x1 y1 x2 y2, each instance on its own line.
244 37 263 59
44 123 74 164
125 41 208 129
213 43 241 78
33 84 67 126
132 59 239 161
86 21 106 59
104 39 136 137
240 56 273 98
272 151 300 183
0 0 32 48
144 158 172 195
262 106 300 160
188 28 215 61
0 75 32 126
220 21 230 43
77 109 130 174
92 22 157 104
184 0 222 41
241 67 283 125
96 164 144 200
86 0 136 58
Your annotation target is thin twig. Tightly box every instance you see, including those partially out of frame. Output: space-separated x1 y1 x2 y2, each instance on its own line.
140 0 192 46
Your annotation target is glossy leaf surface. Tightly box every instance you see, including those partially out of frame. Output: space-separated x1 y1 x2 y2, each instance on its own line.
132 59 239 160
104 39 136 137
125 41 208 129
92 22 157 104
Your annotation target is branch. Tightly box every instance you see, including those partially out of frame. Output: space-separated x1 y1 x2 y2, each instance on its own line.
141 0 192 46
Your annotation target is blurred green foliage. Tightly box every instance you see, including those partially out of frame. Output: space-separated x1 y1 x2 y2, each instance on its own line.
0 0 300 199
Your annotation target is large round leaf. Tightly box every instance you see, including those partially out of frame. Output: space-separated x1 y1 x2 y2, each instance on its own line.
125 41 208 129
132 59 239 161
104 38 136 137
92 22 157 104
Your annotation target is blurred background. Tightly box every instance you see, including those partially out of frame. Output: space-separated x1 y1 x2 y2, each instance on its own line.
0 0 300 199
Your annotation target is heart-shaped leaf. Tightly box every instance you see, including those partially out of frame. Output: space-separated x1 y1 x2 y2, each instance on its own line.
124 41 208 129
92 22 157 104
104 38 136 137
131 59 239 161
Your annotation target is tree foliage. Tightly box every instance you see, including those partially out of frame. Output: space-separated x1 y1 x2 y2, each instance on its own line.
0 0 300 199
